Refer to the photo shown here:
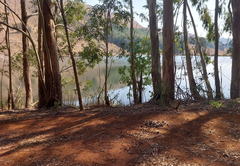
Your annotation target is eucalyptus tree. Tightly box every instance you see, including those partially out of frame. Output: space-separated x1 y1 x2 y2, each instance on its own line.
231 0 240 99
38 0 44 108
21 0 33 108
118 36 152 104
129 0 138 104
3 0 14 110
148 0 162 101
192 0 227 98
214 0 221 99
38 0 62 108
57 0 84 110
162 0 174 102
88 0 130 106
183 0 201 100
186 2 213 100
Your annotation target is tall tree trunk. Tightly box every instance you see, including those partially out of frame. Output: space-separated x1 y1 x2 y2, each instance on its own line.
183 0 201 100
59 0 83 110
104 10 110 106
4 0 14 110
214 0 221 99
231 0 240 99
162 0 174 102
148 0 161 99
43 0 62 107
21 0 33 108
130 0 138 104
38 0 45 108
187 2 213 100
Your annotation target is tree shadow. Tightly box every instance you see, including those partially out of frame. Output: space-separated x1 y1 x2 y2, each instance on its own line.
0 103 239 165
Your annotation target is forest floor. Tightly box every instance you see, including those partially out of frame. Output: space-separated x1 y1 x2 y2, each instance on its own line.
0 100 240 166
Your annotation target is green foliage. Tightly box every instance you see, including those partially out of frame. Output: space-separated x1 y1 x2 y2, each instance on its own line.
200 6 212 30
86 0 130 42
233 100 238 106
174 30 183 54
61 77 73 89
78 41 103 68
223 12 232 34
11 47 39 78
227 100 238 107
203 51 211 64
56 0 86 26
82 80 93 92
109 27 149 47
53 101 61 111
209 101 222 108
118 36 152 98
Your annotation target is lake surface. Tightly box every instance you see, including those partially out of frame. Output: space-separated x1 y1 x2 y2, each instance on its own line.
66 55 232 106
0 55 232 107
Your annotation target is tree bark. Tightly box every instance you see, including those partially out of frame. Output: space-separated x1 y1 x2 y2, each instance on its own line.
183 0 201 100
214 0 221 99
21 0 33 108
130 0 138 104
162 0 174 102
43 0 62 107
4 0 14 110
104 10 110 106
38 0 45 108
59 0 83 110
231 0 240 99
148 0 161 98
187 2 213 100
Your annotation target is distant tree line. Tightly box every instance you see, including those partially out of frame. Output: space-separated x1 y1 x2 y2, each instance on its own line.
109 26 230 54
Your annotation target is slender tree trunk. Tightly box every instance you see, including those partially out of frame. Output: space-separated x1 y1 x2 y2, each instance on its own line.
129 0 138 104
148 0 161 99
215 0 221 99
43 0 62 107
43 0 54 107
59 0 83 110
183 0 201 100
231 0 240 99
138 70 143 103
104 10 110 106
187 2 213 100
1 56 5 109
38 0 45 108
4 0 14 110
163 0 174 102
21 0 33 108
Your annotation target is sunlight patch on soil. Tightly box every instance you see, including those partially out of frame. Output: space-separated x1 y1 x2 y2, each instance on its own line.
0 102 240 165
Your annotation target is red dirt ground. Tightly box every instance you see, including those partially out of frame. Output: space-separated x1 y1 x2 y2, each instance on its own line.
0 100 240 166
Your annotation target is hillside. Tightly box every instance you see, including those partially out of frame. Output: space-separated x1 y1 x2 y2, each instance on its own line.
0 1 231 57
85 4 144 29
0 1 143 56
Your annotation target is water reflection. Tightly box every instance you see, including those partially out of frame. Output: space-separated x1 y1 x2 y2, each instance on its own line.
70 55 232 106
0 55 232 107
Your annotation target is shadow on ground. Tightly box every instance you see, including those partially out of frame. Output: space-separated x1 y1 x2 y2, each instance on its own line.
0 101 240 166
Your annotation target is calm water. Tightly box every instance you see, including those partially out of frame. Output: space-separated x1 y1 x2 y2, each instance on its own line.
69 55 232 106
0 55 232 107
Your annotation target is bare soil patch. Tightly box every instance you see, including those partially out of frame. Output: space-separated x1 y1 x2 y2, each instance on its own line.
0 100 240 166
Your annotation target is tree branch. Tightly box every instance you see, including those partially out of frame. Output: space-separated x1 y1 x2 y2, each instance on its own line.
0 21 47 95
26 12 39 20
55 24 75 31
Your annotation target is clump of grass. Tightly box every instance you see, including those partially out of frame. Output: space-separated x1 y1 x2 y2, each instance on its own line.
209 101 222 108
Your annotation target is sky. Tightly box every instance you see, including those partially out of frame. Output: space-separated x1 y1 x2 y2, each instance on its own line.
84 0 231 39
